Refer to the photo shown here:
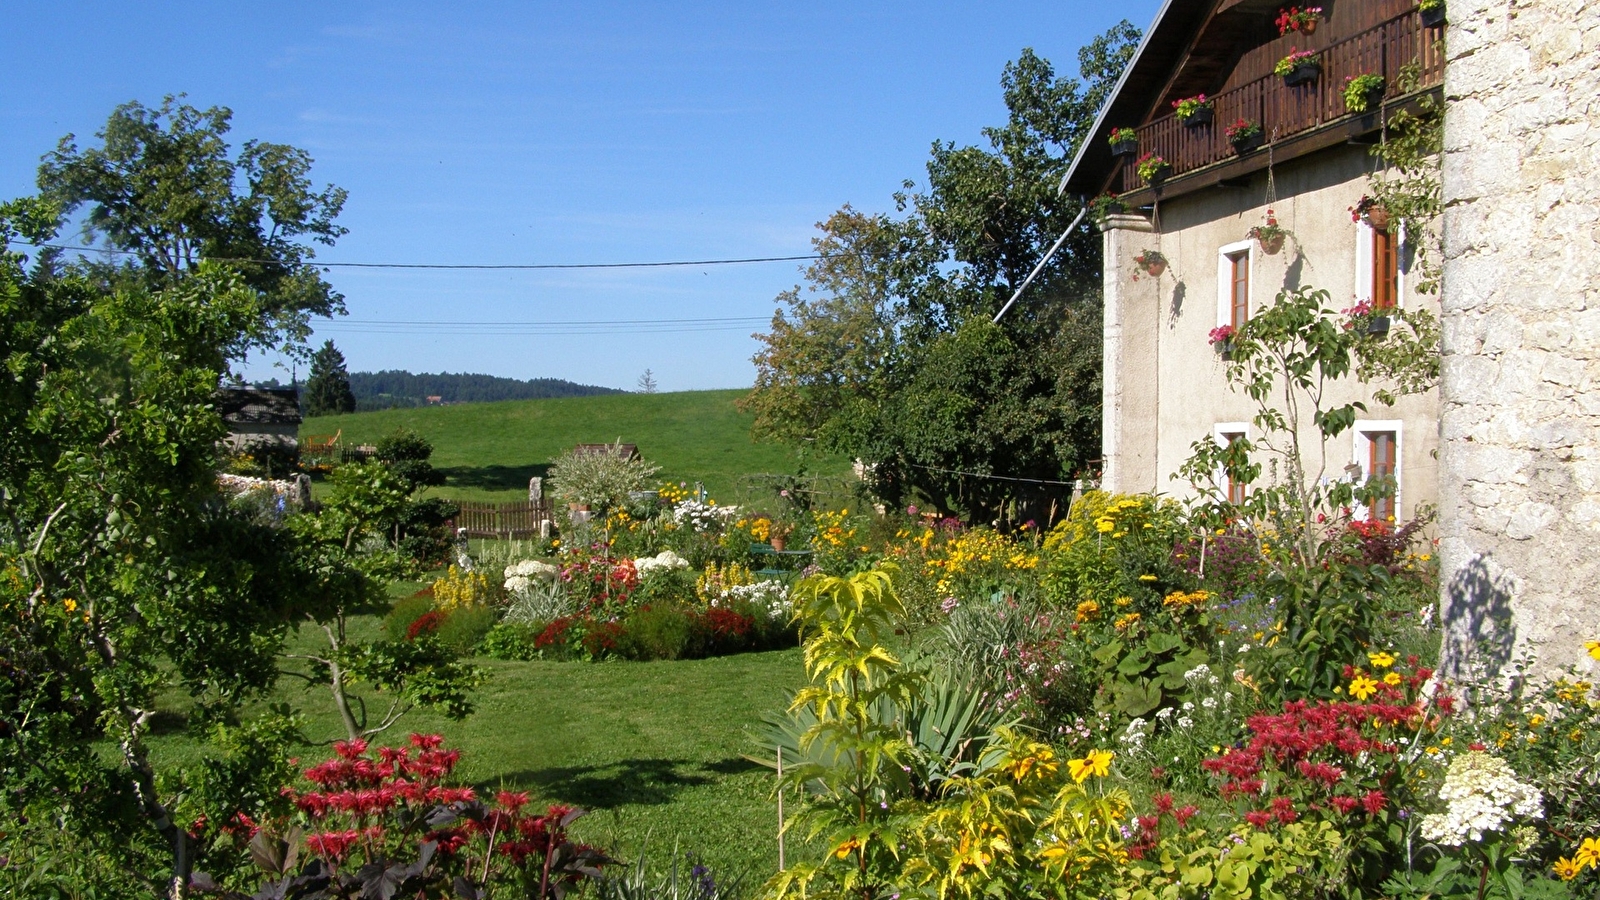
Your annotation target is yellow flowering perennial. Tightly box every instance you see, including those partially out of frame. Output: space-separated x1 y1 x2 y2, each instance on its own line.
924 527 1038 595
1348 673 1380 701
1067 749 1114 783
430 566 494 610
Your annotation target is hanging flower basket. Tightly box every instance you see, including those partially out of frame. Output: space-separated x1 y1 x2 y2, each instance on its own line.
1249 211 1288 255
1134 249 1168 278
1349 195 1392 229
1276 6 1324 35
1109 127 1139 157
1366 315 1393 336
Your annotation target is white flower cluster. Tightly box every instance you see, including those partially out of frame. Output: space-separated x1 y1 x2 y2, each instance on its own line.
1120 717 1150 751
719 581 791 620
1419 751 1543 846
633 550 689 578
503 559 560 595
672 500 739 532
1183 663 1220 687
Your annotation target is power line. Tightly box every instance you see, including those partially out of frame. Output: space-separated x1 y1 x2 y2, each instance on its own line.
18 242 820 270
314 314 772 336
904 462 1081 487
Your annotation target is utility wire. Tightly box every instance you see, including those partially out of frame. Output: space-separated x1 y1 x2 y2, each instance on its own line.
904 462 1083 487
17 242 820 270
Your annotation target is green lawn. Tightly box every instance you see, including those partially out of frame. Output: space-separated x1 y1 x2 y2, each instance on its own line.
300 389 849 504
151 623 808 880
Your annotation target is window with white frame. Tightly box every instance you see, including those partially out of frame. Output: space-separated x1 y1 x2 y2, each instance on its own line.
1352 421 1402 521
1214 422 1250 505
1354 221 1403 310
1216 240 1253 330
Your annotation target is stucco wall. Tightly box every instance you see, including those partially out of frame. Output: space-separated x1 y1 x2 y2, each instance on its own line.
1102 143 1440 520
1438 0 1600 681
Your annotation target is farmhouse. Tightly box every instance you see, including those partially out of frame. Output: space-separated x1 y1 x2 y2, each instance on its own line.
1060 0 1443 520
217 387 303 452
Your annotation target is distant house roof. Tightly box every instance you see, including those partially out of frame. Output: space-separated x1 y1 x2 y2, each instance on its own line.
573 442 640 460
218 388 302 427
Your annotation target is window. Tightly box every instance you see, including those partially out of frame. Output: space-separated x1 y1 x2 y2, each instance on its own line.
1355 222 1403 309
1353 422 1402 522
1214 422 1250 505
1216 240 1254 329
1372 227 1398 310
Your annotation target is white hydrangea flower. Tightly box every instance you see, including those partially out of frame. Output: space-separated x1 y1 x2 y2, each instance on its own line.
503 559 559 593
633 550 689 578
1419 751 1543 846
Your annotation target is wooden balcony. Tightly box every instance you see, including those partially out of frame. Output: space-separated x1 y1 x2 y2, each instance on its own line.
1114 8 1444 198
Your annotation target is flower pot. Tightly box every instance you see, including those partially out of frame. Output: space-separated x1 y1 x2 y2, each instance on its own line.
1214 340 1235 360
1179 107 1214 128
1420 5 1446 27
1256 232 1285 255
1111 138 1139 157
1230 132 1264 154
1364 206 1392 230
1283 63 1321 87
1143 163 1173 186
1143 260 1167 278
770 536 787 552
1301 19 1318 35
567 502 591 512
1366 315 1393 336
1361 85 1387 112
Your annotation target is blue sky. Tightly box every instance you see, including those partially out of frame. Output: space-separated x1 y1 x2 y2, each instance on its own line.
2 1 1157 391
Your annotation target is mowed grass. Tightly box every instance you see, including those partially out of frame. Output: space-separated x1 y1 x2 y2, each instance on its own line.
150 620 809 879
300 389 848 504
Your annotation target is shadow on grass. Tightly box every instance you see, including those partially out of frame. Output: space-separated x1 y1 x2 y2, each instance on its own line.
495 757 760 808
438 463 550 494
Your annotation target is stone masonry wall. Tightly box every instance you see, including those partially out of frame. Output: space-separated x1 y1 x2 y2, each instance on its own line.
1439 0 1600 681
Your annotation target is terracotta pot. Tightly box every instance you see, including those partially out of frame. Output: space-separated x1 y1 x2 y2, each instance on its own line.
567 502 591 512
1364 207 1392 230
1257 232 1285 255
770 536 787 552
1143 260 1167 278
1301 18 1318 35
1179 106 1214 128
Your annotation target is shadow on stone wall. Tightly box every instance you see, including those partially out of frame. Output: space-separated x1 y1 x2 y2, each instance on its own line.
1441 553 1519 683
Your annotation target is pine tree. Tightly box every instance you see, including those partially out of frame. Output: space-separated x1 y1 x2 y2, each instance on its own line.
305 339 357 416
637 369 658 394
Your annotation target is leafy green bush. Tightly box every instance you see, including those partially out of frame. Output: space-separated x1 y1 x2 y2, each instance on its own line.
615 604 697 660
433 605 498 654
384 591 438 642
480 621 545 661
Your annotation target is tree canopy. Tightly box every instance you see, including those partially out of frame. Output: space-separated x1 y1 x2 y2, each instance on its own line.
38 95 348 355
743 28 1140 524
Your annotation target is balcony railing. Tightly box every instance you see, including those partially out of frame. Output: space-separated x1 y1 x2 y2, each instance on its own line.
1117 9 1444 193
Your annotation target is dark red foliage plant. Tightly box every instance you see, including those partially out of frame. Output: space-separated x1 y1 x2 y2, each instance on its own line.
407 609 449 641
190 733 611 899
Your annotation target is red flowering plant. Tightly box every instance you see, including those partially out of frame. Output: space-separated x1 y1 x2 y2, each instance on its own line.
1200 655 1453 894
1208 324 1237 346
558 541 640 617
193 733 611 899
1275 6 1323 35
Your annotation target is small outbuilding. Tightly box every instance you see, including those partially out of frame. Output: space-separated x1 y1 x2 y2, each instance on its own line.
218 387 303 452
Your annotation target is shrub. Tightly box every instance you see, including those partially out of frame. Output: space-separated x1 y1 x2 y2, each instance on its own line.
480 621 545 661
582 620 626 659
406 608 449 641
433 605 498 654
385 591 439 642
691 607 756 657
548 442 661 512
536 615 585 659
615 604 696 660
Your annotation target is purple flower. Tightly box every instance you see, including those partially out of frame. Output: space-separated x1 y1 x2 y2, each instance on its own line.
907 505 919 516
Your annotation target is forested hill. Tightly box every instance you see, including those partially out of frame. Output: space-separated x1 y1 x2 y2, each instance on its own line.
347 370 624 410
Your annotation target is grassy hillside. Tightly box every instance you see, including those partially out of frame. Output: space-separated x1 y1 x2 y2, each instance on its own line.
300 389 847 503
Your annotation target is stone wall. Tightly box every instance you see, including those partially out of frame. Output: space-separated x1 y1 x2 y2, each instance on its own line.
1438 0 1600 681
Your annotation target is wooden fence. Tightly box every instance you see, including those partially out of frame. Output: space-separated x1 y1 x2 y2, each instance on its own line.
450 500 554 539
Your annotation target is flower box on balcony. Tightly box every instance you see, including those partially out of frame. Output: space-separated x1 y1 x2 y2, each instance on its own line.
1419 0 1446 27
1276 50 1322 86
1172 95 1214 128
1109 128 1139 157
